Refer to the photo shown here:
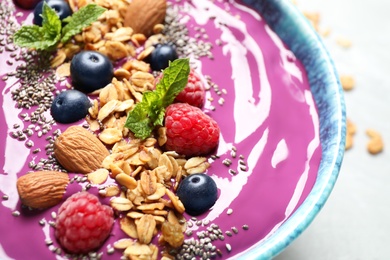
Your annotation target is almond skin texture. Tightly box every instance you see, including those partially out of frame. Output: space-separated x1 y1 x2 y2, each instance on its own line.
54 126 110 174
124 0 167 36
16 171 69 209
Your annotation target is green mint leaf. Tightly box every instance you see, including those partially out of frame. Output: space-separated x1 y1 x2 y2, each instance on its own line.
13 26 51 50
154 108 166 127
157 59 191 107
61 4 106 43
13 2 61 50
125 58 190 139
125 102 153 139
42 2 62 40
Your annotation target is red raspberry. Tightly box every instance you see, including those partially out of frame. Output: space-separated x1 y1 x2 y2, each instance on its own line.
174 69 206 108
164 103 220 156
55 192 114 254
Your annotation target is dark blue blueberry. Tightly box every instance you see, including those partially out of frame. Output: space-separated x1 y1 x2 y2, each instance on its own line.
149 44 178 71
33 0 72 26
70 51 114 93
51 90 91 124
176 173 218 216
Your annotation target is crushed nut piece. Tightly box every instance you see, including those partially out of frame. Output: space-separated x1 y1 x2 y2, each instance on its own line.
340 75 355 91
366 129 383 155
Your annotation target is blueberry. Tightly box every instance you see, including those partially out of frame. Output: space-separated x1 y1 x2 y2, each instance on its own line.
51 90 91 124
33 0 72 26
176 173 218 216
149 44 178 71
70 51 114 93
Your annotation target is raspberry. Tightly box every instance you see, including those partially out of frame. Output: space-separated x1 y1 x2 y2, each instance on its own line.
164 103 220 156
55 192 114 254
174 69 206 108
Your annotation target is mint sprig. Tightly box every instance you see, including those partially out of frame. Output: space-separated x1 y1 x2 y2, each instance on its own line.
125 58 191 139
13 3 106 51
13 3 61 51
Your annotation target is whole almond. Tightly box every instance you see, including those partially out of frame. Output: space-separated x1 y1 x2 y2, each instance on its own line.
16 171 69 209
54 126 110 174
124 0 167 36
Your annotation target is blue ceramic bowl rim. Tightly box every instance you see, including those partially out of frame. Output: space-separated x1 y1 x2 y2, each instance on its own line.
235 0 347 259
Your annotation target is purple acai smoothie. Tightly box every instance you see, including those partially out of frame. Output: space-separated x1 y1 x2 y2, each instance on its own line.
0 0 321 259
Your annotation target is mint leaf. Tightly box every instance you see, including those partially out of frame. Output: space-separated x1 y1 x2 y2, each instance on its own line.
61 4 106 43
158 59 192 107
13 26 51 50
125 58 190 139
13 2 61 50
124 102 153 139
42 2 62 41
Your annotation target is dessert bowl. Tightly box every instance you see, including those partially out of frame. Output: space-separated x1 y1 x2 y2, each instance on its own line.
0 0 345 259
236 0 346 259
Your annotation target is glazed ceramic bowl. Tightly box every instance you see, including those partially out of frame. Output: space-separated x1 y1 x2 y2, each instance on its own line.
239 0 346 259
0 0 345 259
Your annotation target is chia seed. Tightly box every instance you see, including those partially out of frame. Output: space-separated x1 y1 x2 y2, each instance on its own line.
231 227 239 234
209 234 217 241
228 169 237 175
222 158 232 167
210 154 219 160
240 165 248 172
26 129 34 137
25 140 34 148
225 243 232 252
55 248 62 255
239 159 246 165
202 219 210 226
212 229 220 235
107 247 115 255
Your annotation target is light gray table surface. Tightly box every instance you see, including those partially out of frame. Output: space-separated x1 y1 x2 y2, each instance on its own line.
275 0 390 259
